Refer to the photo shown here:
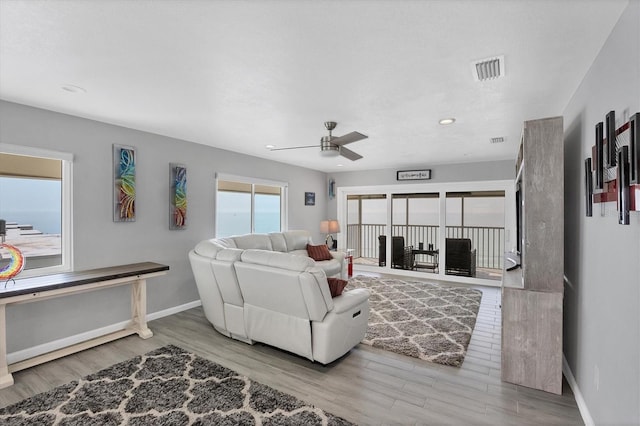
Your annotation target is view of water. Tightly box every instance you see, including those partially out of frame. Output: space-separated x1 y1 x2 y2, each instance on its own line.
216 191 281 237
217 212 281 237
349 196 505 227
0 177 62 234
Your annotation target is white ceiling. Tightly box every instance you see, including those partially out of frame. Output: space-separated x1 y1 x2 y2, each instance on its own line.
0 0 629 173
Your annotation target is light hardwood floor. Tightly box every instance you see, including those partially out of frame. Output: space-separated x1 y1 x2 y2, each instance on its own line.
0 272 583 425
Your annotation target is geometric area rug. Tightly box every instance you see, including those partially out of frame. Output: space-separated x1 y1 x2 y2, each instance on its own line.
0 345 354 425
348 275 483 367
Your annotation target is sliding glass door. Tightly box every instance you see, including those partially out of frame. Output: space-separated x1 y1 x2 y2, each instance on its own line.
445 191 505 281
346 194 386 266
337 180 513 285
391 193 440 272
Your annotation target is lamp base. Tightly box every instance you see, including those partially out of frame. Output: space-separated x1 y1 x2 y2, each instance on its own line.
325 235 338 250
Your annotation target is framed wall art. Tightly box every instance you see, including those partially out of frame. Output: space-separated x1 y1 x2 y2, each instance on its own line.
584 158 593 217
113 144 136 222
595 122 604 190
305 192 315 206
617 146 630 225
397 169 432 181
170 163 187 229
587 109 640 221
606 110 617 167
630 112 639 184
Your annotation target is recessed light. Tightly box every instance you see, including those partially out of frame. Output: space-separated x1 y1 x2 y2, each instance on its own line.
336 164 344 167
439 118 456 125
265 144 276 149
61 85 86 93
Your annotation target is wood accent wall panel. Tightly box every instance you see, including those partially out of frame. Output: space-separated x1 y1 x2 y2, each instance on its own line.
521 117 564 293
501 288 563 395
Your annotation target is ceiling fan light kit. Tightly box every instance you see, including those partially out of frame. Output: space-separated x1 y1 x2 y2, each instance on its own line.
320 137 341 157
271 121 368 161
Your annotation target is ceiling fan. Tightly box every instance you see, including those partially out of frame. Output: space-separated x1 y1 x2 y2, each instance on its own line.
271 121 368 161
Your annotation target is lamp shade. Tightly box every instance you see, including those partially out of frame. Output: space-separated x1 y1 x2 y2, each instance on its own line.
321 219 340 233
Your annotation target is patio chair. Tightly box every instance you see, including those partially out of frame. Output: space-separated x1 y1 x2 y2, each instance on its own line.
378 235 414 269
392 236 414 269
378 235 386 266
445 238 476 277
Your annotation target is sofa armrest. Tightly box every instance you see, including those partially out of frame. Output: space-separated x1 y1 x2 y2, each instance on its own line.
330 250 348 279
332 288 370 314
330 250 346 262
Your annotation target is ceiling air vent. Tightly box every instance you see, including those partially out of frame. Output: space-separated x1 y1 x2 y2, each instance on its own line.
490 137 505 144
472 56 504 81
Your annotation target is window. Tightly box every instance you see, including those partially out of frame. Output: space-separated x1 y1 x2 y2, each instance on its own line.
216 174 287 237
0 145 73 276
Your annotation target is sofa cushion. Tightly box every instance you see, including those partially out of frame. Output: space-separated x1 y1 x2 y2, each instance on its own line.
241 249 315 272
268 232 288 252
232 234 273 250
289 249 309 257
327 278 348 297
307 244 333 261
284 230 312 251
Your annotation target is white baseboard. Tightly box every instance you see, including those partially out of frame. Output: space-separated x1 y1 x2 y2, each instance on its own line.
6 300 202 365
147 300 201 321
563 354 594 426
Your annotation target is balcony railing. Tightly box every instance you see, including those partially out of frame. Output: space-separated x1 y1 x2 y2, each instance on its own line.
346 223 505 270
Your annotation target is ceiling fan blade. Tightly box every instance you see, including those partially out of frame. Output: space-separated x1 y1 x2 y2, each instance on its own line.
332 131 368 146
270 145 317 151
339 146 363 161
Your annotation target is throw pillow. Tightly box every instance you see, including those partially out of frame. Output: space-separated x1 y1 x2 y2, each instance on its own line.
327 278 348 297
306 244 333 261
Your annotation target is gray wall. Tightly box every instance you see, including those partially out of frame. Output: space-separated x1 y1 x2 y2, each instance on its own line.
562 1 639 424
0 100 328 353
326 160 514 217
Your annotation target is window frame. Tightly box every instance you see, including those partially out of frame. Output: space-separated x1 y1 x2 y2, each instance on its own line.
0 143 74 277
215 173 288 237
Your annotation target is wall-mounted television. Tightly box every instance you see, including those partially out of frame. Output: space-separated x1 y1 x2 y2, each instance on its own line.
506 181 523 271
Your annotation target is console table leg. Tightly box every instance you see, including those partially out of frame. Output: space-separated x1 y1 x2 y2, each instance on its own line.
0 305 15 389
130 279 153 339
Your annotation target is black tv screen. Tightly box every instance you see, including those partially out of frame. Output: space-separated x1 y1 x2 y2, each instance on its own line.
515 183 522 255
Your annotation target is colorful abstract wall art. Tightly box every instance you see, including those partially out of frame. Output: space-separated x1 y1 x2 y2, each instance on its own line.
0 243 25 286
587 110 640 221
113 144 136 222
170 163 187 229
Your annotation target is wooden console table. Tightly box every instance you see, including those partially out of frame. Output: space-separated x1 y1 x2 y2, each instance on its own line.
0 261 169 388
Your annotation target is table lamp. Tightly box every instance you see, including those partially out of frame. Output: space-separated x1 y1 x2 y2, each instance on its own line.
320 219 340 249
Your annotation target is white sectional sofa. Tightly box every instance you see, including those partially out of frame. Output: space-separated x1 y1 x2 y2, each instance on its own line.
188 230 370 364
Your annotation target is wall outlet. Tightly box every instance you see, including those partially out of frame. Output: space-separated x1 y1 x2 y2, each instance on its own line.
594 364 600 391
